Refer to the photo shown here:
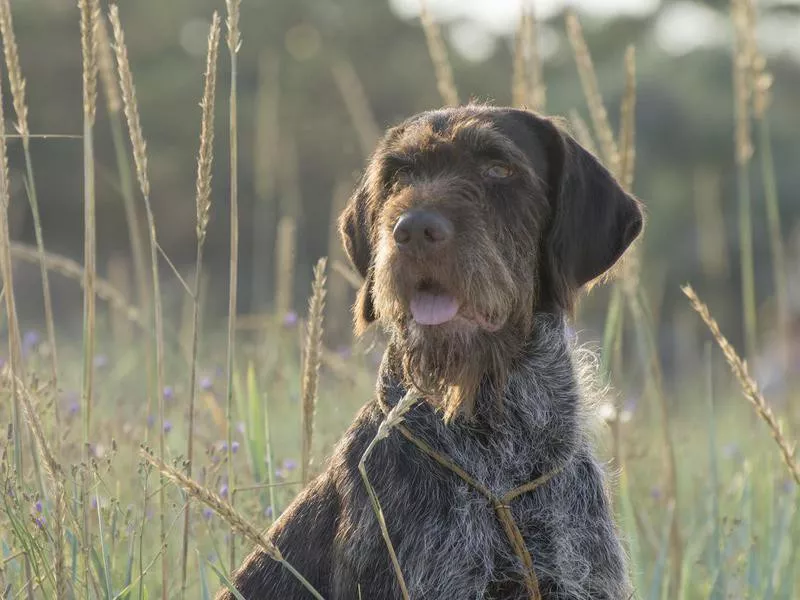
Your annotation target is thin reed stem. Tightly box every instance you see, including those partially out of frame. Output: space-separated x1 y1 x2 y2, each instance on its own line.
683 286 799 486
301 258 327 485
0 0 59 389
731 0 757 362
181 14 220 600
331 58 380 157
419 0 458 107
225 0 242 573
109 7 169 598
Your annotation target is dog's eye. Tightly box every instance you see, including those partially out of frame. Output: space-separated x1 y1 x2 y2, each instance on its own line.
484 164 512 179
393 169 412 187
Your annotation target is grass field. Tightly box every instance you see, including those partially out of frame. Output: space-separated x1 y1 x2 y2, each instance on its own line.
0 1 798 599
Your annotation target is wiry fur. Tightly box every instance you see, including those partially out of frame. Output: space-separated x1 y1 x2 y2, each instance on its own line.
218 106 642 600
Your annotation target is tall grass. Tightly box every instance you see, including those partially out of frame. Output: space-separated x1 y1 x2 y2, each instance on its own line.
0 4 798 600
181 14 221 600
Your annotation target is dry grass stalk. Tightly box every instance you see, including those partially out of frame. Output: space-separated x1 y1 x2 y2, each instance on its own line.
109 6 169 596
275 215 297 317
683 285 799 486
565 12 619 174
511 9 530 109
618 46 636 191
525 6 545 113
181 13 220 599
332 258 363 291
95 12 121 114
0 0 59 388
141 450 327 600
10 242 145 327
4 372 68 599
419 0 459 107
78 3 100 597
730 0 758 363
225 0 243 573
0 59 24 482
331 58 381 156
568 109 598 156
358 390 420 600
251 51 280 311
301 258 327 485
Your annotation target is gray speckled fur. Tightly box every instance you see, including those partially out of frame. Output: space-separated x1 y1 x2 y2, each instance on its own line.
219 314 632 600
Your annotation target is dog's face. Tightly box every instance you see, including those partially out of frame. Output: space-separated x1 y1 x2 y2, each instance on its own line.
339 106 643 419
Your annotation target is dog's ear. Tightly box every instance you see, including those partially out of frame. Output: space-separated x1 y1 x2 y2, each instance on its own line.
338 172 377 335
526 114 643 311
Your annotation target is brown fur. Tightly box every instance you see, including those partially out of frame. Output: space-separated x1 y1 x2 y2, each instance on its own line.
339 105 643 420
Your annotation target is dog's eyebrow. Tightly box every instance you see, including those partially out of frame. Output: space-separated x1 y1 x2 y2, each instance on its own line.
451 122 522 162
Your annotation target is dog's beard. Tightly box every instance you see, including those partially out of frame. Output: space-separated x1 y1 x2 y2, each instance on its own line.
375 265 536 422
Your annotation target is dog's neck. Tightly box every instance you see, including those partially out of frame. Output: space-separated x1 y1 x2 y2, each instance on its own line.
378 312 580 421
376 311 587 482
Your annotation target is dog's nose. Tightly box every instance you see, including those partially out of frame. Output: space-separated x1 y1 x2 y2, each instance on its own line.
393 210 454 252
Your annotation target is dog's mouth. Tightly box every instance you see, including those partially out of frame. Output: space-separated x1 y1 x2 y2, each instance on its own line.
408 280 505 332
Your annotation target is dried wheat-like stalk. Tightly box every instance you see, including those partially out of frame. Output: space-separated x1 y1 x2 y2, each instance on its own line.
568 109 598 156
683 285 799 485
358 390 420 600
0 0 28 139
301 258 327 485
275 215 297 317
10 242 145 326
141 449 326 600
565 12 619 174
109 7 169 596
4 372 68 599
419 0 458 107
0 59 23 483
95 13 121 114
225 0 243 573
195 15 220 247
0 0 59 387
511 9 530 109
181 13 220 600
109 6 150 200
78 3 100 597
331 58 380 157
526 6 545 113
618 46 636 190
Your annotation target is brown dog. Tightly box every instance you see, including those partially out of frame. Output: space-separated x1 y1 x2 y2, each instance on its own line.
218 106 642 599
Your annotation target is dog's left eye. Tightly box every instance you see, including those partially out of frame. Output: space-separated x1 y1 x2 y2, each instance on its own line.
484 164 512 179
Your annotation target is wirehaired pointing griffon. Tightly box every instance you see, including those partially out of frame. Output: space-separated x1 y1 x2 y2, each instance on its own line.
219 106 643 599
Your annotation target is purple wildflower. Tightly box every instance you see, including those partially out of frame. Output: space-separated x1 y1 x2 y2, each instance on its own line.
231 441 239 454
163 386 174 401
22 330 41 356
265 506 273 518
91 496 98 510
163 420 173 434
283 458 298 472
219 484 228 499
282 311 298 327
237 422 245 435
93 354 109 369
203 507 213 520
200 376 213 391
34 516 46 529
34 500 43 513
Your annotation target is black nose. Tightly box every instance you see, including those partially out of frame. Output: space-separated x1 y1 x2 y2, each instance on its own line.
393 210 454 253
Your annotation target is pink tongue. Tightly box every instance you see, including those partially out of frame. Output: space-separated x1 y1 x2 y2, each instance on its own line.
410 292 460 325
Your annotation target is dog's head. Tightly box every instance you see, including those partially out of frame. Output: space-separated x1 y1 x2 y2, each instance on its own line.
339 106 643 419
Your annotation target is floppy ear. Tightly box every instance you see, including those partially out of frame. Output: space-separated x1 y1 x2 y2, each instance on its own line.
338 174 377 335
534 115 644 311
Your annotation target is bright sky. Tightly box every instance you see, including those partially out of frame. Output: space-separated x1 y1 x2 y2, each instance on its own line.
388 0 800 62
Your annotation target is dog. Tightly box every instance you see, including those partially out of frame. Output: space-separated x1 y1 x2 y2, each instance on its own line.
218 105 643 599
